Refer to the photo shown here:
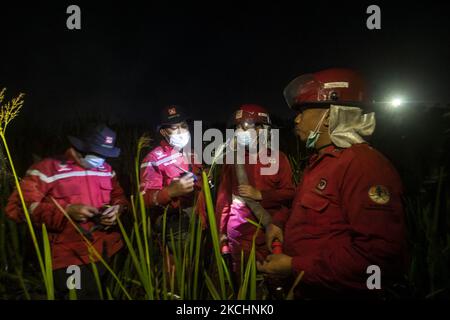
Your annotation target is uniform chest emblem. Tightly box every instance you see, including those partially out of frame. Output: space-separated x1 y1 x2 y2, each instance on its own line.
57 164 71 172
368 185 391 204
155 150 164 159
316 178 327 191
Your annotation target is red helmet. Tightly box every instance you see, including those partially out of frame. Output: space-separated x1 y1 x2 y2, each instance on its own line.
283 68 367 110
233 104 271 126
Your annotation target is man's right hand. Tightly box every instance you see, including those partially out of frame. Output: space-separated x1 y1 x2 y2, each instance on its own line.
265 223 284 252
66 204 98 222
167 175 195 198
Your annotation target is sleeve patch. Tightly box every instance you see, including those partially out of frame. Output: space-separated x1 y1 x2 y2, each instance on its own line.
368 185 390 205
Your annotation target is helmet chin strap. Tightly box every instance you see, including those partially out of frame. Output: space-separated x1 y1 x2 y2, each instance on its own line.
312 110 329 135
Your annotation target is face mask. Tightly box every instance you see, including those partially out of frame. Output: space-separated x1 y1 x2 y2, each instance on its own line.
306 131 320 149
235 129 255 147
305 110 329 149
168 131 190 149
81 154 105 168
258 126 270 146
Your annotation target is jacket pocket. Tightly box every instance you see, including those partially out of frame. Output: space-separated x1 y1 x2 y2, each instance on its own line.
300 192 330 212
300 191 345 226
99 179 113 204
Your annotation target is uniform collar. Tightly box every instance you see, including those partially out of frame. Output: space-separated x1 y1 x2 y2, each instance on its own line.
160 139 178 153
309 144 342 165
319 144 341 157
160 139 188 158
160 139 170 148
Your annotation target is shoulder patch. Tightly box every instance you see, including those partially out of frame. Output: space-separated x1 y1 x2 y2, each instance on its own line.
368 185 391 205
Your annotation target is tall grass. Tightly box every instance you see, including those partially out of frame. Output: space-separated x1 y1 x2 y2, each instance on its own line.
91 140 263 300
0 89 54 299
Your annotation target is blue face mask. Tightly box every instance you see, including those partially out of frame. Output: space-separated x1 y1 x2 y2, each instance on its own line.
236 130 251 146
81 154 105 168
235 129 257 147
305 110 329 149
306 131 321 149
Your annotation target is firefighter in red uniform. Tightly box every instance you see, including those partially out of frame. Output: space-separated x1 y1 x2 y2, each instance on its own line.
216 104 295 274
5 124 128 299
257 68 408 298
140 105 204 243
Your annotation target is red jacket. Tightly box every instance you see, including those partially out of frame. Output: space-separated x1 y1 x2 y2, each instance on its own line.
140 140 205 224
216 149 295 236
216 149 295 270
5 150 128 270
284 144 407 297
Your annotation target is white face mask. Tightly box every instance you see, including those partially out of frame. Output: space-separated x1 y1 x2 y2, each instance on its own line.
81 154 105 168
168 131 190 149
235 129 256 147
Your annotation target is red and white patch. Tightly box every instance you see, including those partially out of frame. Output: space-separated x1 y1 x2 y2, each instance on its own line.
168 107 177 115
57 164 71 172
155 150 164 159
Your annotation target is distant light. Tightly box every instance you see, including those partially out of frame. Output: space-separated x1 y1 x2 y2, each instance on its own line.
390 97 403 108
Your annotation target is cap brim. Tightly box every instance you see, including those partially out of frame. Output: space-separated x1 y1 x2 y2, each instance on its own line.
68 136 88 153
291 102 332 111
157 116 191 130
90 144 121 158
68 135 121 158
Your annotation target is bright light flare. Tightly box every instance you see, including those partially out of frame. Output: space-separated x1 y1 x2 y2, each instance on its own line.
390 97 403 108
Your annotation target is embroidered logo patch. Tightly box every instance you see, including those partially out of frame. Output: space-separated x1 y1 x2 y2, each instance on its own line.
57 164 71 172
105 136 113 144
316 178 327 191
368 185 391 204
168 107 177 115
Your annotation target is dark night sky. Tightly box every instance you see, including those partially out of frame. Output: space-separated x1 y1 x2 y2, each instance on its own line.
1 1 449 129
